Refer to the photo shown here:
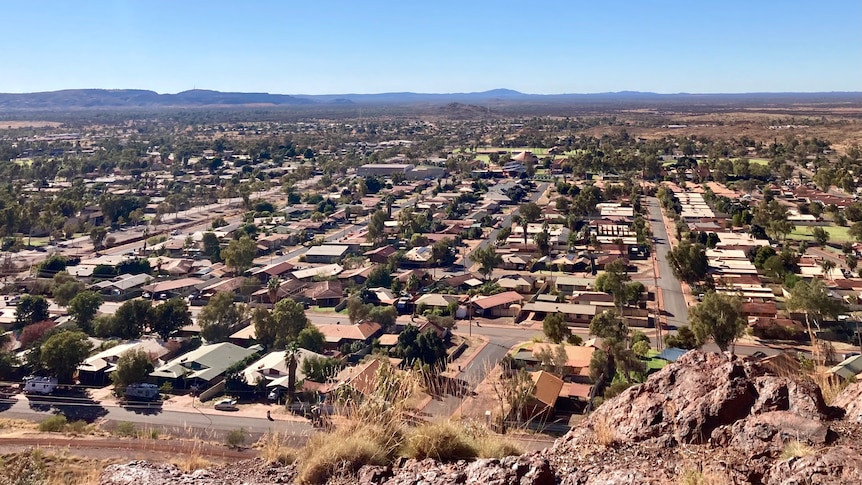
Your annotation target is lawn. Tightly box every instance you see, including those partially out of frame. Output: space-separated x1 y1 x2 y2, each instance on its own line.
787 225 852 243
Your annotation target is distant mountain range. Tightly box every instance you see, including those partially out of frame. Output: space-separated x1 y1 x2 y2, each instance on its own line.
0 88 859 110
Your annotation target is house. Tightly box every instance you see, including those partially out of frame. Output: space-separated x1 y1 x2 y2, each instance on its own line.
77 339 169 386
338 265 377 286
91 273 152 301
364 246 397 264
403 246 434 266
305 245 349 264
519 301 598 327
437 273 483 292
496 275 536 294
249 261 296 283
524 370 564 419
240 349 326 389
150 342 257 390
530 343 595 382
315 322 382 352
830 354 862 380
471 291 524 318
142 278 204 299
415 293 462 313
292 264 343 281
554 276 592 295
500 253 530 271
301 280 344 307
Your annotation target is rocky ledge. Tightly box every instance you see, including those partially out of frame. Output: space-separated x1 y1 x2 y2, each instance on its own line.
101 351 862 485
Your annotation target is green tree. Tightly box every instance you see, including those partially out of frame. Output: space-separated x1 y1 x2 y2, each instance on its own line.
221 235 257 275
301 355 343 382
811 227 829 246
849 222 862 242
296 326 326 353
542 313 571 344
202 232 222 262
39 330 91 383
67 291 103 334
688 292 746 352
272 298 310 348
111 299 153 339
431 238 456 266
518 202 542 223
786 279 845 334
199 292 245 343
90 226 108 250
15 295 50 328
469 245 502 281
667 240 708 283
367 210 388 244
664 326 699 349
110 348 153 392
589 310 628 342
396 325 447 372
52 276 85 307
151 298 191 340
593 259 631 313
252 306 278 348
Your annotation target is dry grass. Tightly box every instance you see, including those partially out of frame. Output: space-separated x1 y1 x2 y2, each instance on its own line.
780 440 815 460
294 358 521 484
297 423 398 485
256 432 298 465
171 441 212 472
592 415 618 447
811 369 849 405
0 449 116 485
403 422 478 461
678 468 725 485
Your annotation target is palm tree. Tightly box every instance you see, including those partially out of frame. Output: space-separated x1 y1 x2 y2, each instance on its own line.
267 278 281 305
821 259 836 281
285 341 300 405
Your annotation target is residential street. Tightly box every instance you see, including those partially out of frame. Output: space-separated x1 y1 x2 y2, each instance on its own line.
647 196 690 330
0 393 313 444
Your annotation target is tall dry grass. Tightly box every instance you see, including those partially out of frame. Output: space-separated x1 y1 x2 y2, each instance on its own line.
294 357 521 484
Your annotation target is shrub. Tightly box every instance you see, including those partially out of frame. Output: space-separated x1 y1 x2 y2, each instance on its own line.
114 421 136 437
403 422 477 461
298 423 395 485
159 382 174 394
258 432 297 465
38 415 67 432
780 440 815 460
226 428 247 449
65 420 89 434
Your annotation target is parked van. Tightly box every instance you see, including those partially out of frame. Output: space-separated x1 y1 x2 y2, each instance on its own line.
23 376 57 395
124 383 160 401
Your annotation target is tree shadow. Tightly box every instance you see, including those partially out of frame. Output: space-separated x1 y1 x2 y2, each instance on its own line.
27 388 109 423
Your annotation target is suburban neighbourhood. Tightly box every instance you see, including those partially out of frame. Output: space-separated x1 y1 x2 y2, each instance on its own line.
3 112 862 450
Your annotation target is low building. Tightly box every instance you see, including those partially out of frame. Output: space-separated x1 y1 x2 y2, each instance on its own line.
304 245 349 264
471 291 524 318
150 342 257 390
77 339 169 386
315 322 382 352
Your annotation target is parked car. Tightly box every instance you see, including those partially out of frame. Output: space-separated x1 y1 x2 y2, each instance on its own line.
214 398 238 411
267 389 282 402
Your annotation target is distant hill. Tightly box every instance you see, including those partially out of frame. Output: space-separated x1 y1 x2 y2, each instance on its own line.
0 89 313 110
0 88 859 111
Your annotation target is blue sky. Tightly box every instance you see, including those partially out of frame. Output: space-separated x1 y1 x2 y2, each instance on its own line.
2 1 860 94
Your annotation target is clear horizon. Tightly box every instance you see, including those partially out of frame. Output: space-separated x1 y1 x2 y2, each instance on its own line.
2 0 860 95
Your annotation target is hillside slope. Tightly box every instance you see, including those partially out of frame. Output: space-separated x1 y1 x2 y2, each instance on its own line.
100 351 862 484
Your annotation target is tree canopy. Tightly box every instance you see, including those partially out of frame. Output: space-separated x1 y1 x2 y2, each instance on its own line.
199 292 245 343
688 292 746 352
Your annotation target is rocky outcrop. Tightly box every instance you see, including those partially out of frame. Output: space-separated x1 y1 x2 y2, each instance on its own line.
833 381 862 424
100 351 862 485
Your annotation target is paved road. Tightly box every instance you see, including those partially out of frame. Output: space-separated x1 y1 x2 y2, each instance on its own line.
0 394 313 443
647 196 689 330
